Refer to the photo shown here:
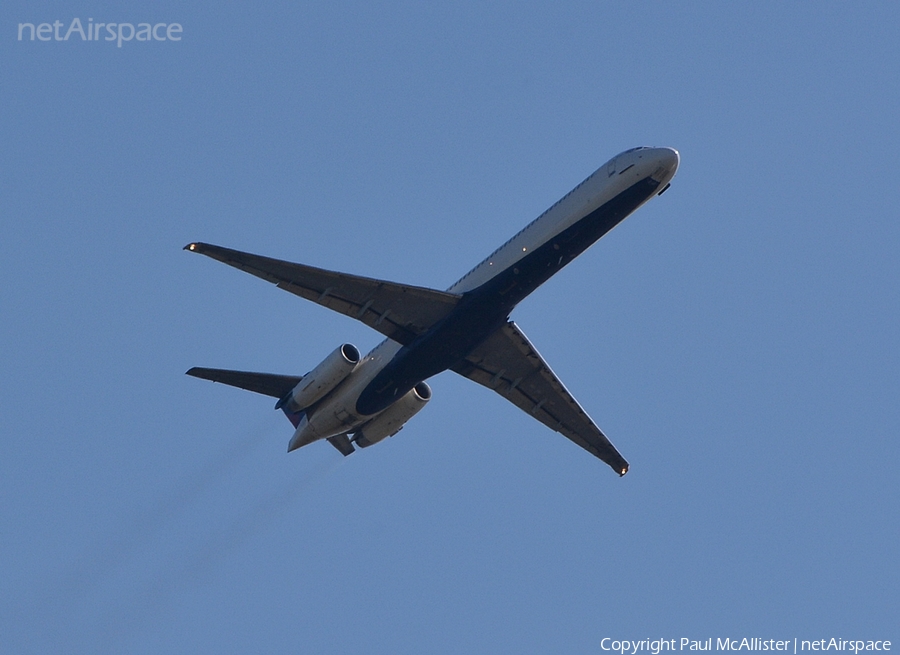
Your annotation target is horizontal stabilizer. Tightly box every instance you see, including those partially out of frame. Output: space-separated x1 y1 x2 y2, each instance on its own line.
184 242 462 345
186 367 302 400
327 434 356 456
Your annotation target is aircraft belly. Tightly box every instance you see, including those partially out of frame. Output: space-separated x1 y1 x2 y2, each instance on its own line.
355 302 508 415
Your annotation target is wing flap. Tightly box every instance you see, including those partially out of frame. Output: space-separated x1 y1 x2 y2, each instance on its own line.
185 242 461 345
451 322 629 475
186 367 302 400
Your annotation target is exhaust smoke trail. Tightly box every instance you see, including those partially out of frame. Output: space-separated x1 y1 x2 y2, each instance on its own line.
92 450 346 654
15 413 285 654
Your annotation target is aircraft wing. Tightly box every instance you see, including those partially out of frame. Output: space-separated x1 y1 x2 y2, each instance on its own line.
451 321 630 475
185 242 462 346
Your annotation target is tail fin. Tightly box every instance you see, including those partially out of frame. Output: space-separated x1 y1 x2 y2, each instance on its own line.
326 434 355 456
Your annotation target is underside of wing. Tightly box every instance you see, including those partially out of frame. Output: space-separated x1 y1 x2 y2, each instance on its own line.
186 367 302 399
185 242 462 345
451 322 629 475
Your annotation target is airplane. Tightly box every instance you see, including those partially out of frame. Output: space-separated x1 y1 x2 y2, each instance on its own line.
185 146 679 476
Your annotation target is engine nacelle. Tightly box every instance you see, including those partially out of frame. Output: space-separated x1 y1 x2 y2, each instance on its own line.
282 343 360 412
354 381 431 448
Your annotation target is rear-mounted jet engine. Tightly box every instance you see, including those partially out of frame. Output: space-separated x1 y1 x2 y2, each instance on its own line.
276 343 360 413
354 382 432 447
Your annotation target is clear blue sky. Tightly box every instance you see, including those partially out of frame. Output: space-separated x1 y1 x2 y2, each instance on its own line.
2 2 897 653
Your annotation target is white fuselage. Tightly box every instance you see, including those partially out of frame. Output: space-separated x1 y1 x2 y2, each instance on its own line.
449 147 678 293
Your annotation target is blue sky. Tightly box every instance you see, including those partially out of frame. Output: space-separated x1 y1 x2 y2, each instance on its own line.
2 2 898 653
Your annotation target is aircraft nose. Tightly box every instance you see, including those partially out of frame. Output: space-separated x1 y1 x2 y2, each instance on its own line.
649 147 679 187
659 147 679 175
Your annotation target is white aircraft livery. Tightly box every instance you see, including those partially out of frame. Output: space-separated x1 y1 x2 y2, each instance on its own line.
186 146 679 475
